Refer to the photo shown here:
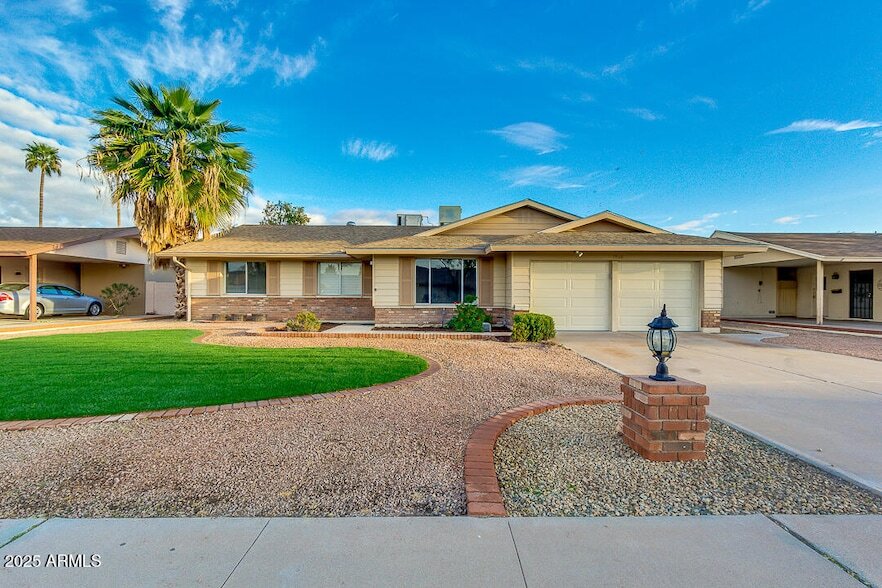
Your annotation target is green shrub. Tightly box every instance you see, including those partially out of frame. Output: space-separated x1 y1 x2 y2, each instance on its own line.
285 310 322 332
511 312 556 342
100 282 140 316
447 295 491 332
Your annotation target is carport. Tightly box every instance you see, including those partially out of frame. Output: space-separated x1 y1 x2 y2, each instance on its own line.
0 227 170 321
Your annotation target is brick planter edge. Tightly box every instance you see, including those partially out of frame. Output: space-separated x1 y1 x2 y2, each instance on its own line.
465 396 621 517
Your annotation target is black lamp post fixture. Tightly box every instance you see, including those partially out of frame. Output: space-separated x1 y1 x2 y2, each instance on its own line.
646 304 678 381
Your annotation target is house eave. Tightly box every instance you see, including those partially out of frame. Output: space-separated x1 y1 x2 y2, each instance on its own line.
486 244 768 253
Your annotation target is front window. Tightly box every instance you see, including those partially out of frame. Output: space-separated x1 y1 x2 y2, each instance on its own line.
225 261 266 295
416 258 477 304
319 262 362 296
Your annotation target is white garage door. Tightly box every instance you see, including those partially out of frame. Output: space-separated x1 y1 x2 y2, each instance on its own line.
617 262 699 331
531 262 611 330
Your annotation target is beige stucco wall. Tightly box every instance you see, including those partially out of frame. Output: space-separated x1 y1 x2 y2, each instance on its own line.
722 266 778 318
0 256 29 284
796 266 817 319
372 256 399 307
80 262 147 315
819 262 882 321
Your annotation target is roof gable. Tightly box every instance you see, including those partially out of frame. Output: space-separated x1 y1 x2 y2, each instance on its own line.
540 211 668 234
417 199 579 236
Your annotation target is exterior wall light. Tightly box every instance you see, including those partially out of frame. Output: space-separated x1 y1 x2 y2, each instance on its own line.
646 304 678 381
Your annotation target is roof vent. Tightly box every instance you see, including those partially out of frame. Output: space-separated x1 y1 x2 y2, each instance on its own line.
438 205 461 226
346 221 356 226
397 213 424 227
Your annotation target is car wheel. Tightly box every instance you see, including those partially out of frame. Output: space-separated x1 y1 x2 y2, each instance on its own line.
27 303 45 319
88 303 102 317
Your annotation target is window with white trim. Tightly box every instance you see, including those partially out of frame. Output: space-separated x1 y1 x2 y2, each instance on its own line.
415 258 477 304
225 261 266 295
318 262 362 296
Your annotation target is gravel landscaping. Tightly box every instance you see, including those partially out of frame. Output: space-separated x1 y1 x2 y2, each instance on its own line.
724 321 882 361
495 404 882 517
0 330 619 517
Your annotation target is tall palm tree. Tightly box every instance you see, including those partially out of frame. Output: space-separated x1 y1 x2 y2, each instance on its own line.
88 81 253 317
23 142 62 227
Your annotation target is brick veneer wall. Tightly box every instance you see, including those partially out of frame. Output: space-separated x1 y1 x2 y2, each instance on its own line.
191 296 374 322
374 306 509 327
620 375 709 461
701 309 721 329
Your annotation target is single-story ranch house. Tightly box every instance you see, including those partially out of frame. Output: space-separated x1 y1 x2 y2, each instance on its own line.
0 227 175 318
158 199 764 332
712 231 882 324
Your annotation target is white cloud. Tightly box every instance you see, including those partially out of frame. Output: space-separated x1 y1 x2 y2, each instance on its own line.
233 195 433 226
503 165 587 190
665 212 721 234
490 122 566 154
95 1 321 91
515 58 595 79
767 119 882 134
773 214 819 225
670 0 700 12
323 208 434 226
342 139 398 162
689 95 717 109
735 0 773 21
623 107 663 121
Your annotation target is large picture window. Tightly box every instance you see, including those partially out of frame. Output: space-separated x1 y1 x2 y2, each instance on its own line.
416 258 477 304
319 262 362 296
225 261 266 295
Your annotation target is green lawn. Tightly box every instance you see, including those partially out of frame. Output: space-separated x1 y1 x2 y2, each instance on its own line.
0 329 428 421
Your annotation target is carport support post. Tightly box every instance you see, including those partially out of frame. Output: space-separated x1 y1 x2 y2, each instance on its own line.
815 259 824 325
28 254 37 322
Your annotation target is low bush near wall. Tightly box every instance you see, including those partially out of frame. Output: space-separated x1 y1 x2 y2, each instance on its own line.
447 295 492 332
511 313 556 342
286 310 322 332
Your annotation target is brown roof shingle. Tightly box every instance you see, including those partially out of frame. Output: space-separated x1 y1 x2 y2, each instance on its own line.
724 232 882 259
490 232 755 249
158 225 428 257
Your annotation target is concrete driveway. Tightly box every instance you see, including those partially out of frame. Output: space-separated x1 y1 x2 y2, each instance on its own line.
555 331 882 494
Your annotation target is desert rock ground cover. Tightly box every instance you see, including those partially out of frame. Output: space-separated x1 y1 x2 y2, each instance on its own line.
495 404 882 517
0 328 619 517
723 320 882 361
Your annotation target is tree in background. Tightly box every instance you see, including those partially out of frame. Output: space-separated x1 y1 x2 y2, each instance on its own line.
261 201 310 225
23 142 62 227
87 81 253 317
101 282 141 316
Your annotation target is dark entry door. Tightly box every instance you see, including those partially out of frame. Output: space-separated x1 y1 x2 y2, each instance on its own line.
849 270 873 319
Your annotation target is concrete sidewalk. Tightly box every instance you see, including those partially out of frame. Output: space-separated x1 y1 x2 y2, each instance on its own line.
1 515 879 587
555 331 882 494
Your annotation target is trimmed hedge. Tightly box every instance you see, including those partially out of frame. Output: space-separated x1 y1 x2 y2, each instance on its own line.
511 312 556 342
447 295 491 332
285 310 322 332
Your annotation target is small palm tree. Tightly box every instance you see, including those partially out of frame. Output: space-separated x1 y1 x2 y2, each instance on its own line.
23 142 62 227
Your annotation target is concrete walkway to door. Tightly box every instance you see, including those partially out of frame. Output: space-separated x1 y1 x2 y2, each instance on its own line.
555 331 882 494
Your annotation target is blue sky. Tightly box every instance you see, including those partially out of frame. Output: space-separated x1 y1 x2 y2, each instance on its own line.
0 0 880 234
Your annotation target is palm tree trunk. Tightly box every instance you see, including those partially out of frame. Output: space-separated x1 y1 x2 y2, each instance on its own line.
38 170 45 227
174 263 187 319
117 202 121 227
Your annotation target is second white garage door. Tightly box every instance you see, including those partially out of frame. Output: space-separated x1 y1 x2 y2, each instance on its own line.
616 262 699 331
531 261 611 330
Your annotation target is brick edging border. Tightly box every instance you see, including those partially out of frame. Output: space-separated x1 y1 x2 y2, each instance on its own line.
0 358 441 433
464 396 621 517
259 329 511 340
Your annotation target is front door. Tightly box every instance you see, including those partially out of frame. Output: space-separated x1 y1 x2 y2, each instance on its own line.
849 270 873 319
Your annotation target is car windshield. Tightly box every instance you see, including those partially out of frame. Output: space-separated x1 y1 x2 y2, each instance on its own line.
0 283 27 291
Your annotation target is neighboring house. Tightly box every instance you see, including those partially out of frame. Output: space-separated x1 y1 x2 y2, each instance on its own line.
712 231 882 324
158 199 762 332
0 227 176 318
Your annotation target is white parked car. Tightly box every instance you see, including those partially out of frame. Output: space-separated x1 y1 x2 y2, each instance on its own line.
0 283 103 319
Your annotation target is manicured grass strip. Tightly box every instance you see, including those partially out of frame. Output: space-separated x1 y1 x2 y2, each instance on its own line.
0 330 428 421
